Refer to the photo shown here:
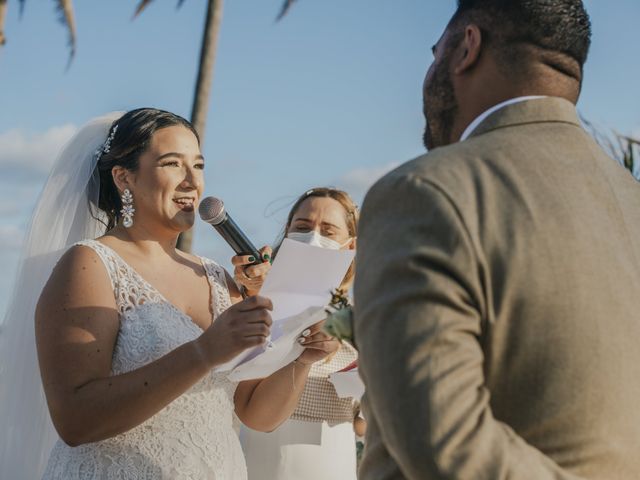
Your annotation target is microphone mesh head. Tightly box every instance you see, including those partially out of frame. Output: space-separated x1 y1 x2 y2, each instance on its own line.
199 196 226 225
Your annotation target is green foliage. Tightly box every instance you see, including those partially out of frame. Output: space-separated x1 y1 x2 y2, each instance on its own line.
276 0 297 21
322 288 355 345
582 117 639 180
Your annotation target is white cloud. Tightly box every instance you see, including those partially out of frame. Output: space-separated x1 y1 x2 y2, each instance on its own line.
0 225 25 250
0 124 77 177
334 161 400 203
0 202 21 216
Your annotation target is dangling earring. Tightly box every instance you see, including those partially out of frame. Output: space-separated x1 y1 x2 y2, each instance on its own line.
120 189 135 228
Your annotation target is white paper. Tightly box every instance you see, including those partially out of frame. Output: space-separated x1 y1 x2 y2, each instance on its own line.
329 370 365 399
217 239 355 380
260 239 355 322
228 306 326 381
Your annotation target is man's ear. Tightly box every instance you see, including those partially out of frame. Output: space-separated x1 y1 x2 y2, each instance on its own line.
453 24 483 75
111 166 132 193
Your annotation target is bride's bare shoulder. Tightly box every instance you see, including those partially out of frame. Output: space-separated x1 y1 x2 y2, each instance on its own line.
38 243 115 309
59 242 106 272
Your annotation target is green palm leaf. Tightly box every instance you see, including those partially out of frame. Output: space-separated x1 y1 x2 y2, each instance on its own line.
134 0 186 19
618 135 639 176
133 0 153 18
54 0 77 66
1 0 75 59
583 117 639 180
0 0 7 46
276 0 297 21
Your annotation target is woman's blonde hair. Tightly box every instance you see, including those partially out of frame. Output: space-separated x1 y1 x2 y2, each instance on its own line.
274 187 359 290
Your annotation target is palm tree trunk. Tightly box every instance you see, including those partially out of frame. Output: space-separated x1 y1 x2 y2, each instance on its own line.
177 0 224 252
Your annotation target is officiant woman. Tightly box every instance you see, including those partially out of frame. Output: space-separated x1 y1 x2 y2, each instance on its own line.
234 187 363 480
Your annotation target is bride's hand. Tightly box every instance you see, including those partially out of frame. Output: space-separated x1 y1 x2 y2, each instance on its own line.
195 295 273 367
295 320 340 366
232 245 272 296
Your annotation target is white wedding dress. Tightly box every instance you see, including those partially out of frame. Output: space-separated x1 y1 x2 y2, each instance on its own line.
41 240 247 479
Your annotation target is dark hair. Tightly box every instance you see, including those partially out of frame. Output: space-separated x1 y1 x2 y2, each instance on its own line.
274 187 359 290
450 0 591 80
95 108 199 230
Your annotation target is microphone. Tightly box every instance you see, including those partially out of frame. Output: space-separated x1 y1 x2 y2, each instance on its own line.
199 196 262 263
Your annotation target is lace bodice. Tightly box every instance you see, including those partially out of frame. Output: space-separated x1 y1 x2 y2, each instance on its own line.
42 240 247 480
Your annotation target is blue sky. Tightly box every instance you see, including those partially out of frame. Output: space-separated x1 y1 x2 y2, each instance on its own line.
1 0 639 316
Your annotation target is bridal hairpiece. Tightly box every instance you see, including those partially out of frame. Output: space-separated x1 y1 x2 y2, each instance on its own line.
95 124 119 161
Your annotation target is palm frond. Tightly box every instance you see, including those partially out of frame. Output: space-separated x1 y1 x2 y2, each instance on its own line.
0 0 7 46
134 0 186 19
55 0 77 66
133 0 154 19
618 134 639 175
583 116 639 179
276 0 297 21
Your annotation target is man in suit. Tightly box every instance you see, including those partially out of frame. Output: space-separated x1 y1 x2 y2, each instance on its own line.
354 1 640 479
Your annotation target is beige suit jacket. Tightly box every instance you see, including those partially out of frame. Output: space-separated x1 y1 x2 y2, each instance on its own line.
354 97 640 479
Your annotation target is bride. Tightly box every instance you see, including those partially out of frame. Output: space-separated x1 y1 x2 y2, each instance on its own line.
0 108 338 479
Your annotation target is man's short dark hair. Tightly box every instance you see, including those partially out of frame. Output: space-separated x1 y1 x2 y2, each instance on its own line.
451 0 591 78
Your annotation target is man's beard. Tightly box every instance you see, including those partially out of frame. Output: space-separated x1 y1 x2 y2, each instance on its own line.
423 58 458 150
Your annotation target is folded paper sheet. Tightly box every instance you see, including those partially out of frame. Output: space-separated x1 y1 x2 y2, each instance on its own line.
329 370 365 400
228 306 326 381
217 239 355 381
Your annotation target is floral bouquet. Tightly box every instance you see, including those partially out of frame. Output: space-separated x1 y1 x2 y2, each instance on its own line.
322 288 355 347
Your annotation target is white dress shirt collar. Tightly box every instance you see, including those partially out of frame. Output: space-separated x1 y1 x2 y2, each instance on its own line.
459 96 546 142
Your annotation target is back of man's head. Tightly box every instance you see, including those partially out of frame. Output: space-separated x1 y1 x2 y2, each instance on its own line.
450 0 591 84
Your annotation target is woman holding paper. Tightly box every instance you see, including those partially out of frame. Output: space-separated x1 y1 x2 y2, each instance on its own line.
234 187 363 480
0 109 341 480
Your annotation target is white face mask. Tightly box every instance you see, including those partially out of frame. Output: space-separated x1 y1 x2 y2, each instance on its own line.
288 231 352 250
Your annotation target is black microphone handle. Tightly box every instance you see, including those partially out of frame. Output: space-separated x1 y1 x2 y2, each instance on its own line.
213 213 262 263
